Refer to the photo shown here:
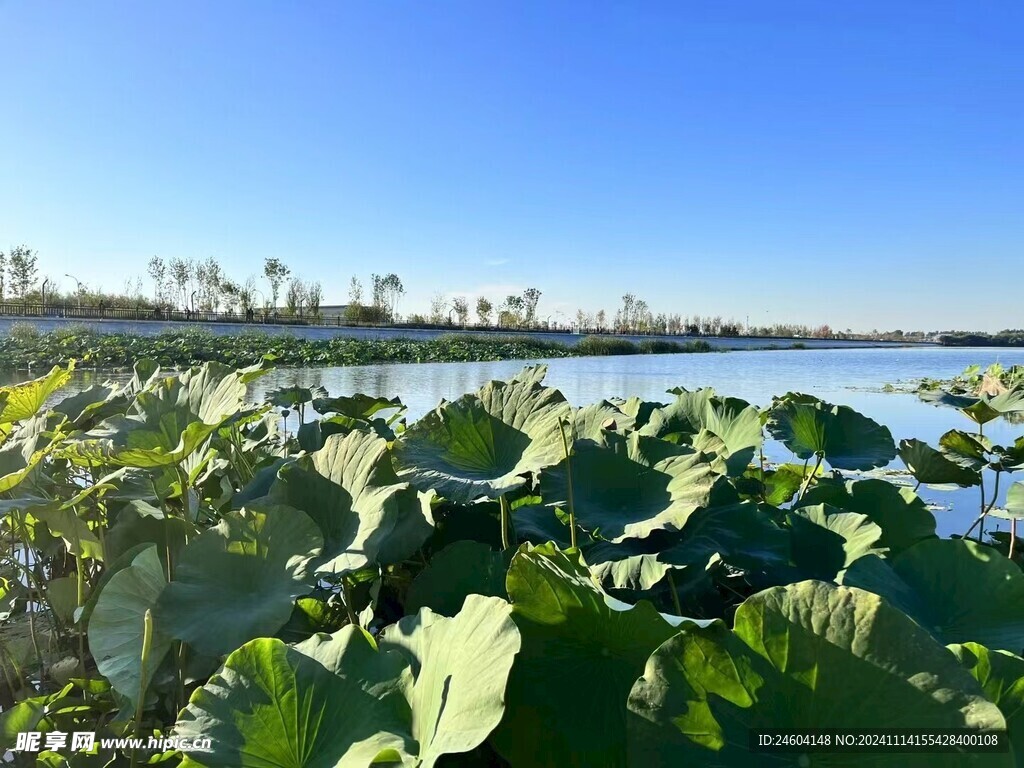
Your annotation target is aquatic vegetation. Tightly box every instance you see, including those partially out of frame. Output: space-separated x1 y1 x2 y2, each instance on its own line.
0 329 722 372
0 360 1022 765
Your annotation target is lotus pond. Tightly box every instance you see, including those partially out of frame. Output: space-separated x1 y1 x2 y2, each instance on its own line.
0 351 1023 766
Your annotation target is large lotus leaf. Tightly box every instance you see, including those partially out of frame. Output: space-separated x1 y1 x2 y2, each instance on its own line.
783 504 883 581
270 430 433 575
626 580 1007 766
797 478 936 552
900 437 982 487
951 642 1024 766
490 543 678 767
50 383 120 427
313 392 405 420
65 361 270 468
174 627 414 767
87 546 171 709
406 540 512 616
0 362 73 425
640 388 762 475
940 429 993 471
587 502 789 591
842 538 1024 652
572 400 635 440
380 595 521 766
30 504 104 561
529 431 723 543
0 428 55 494
155 504 322 656
393 368 572 503
994 438 1024 473
768 394 896 470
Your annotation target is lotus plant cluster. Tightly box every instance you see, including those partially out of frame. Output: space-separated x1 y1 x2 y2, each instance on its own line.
0 359 1022 766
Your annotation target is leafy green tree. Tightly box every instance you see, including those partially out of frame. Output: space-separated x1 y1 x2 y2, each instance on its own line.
7 245 38 299
452 296 469 325
263 257 290 309
522 287 542 325
307 280 323 318
475 296 493 325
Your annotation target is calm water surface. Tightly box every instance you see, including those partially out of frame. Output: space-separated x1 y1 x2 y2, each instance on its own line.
27 346 1024 537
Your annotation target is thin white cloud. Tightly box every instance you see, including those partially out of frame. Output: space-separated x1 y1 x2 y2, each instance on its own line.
484 258 510 267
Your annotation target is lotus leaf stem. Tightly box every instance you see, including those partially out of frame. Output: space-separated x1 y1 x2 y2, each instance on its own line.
558 418 578 550
132 609 154 768
499 495 511 550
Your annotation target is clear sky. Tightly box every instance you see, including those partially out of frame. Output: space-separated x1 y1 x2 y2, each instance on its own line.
1 2 1021 332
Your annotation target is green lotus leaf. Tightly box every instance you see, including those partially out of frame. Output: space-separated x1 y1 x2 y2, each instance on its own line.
529 431 723 543
65 361 270 468
175 627 414 767
768 394 896 470
270 430 434 576
393 367 572 503
784 504 883 581
379 595 521 766
1006 483 1024 520
0 362 73 426
313 392 405 420
176 594 518 768
573 400 636 440
842 538 1024 652
155 504 322 656
640 388 762 475
87 546 171 710
797 478 936 552
752 463 807 505
490 542 678 767
587 502 789 591
406 540 512 616
266 384 326 410
920 387 1024 425
30 504 104 561
951 642 1024 765
626 580 1007 766
900 437 982 487
994 438 1024 473
940 429 993 471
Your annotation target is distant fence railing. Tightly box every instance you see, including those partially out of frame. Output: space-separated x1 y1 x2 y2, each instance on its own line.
0 301 925 343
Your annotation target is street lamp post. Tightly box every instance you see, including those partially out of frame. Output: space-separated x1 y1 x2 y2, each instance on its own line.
65 273 84 310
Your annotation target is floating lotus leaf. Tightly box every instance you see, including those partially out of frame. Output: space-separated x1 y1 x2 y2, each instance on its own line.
627 580 1007 766
270 430 434 575
920 387 1024 425
640 388 762 475
900 437 982 487
528 431 723 543
490 543 678 767
155 504 322 656
768 393 896 471
950 642 1024 765
572 400 635 440
842 538 1024 653
797 478 936 552
88 546 171 710
393 366 572 502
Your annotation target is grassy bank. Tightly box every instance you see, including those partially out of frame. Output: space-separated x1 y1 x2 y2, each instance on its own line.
0 325 716 370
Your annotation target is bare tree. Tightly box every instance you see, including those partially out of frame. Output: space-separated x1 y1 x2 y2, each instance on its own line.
429 293 447 324
596 309 606 331
285 277 306 316
307 280 323 318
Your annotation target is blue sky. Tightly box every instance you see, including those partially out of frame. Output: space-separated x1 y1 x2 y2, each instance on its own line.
1 2 1021 331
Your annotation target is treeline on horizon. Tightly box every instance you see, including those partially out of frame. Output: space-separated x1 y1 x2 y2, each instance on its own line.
0 244 988 341
938 330 1024 347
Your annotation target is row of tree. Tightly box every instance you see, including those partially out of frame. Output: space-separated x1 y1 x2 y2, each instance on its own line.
0 244 944 339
